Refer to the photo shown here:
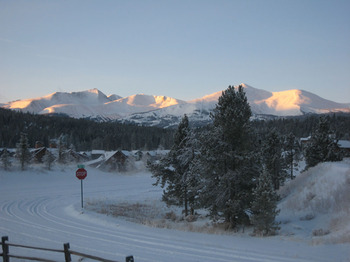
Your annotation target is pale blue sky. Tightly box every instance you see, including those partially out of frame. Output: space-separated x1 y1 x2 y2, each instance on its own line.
1 0 349 103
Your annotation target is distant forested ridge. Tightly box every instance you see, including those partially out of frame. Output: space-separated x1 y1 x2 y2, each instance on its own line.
251 113 350 140
0 108 174 151
1 107 350 151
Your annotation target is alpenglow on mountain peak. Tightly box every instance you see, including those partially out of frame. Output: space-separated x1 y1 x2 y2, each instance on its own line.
1 84 349 127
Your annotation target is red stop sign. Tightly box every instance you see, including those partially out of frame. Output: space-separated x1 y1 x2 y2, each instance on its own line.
76 168 87 180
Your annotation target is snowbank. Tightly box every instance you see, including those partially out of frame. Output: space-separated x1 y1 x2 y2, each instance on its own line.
278 158 350 244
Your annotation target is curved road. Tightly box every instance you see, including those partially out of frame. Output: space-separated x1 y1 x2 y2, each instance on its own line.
0 169 348 262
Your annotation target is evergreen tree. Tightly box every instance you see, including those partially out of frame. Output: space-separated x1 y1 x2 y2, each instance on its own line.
1 148 11 170
16 132 31 170
58 135 67 164
43 150 55 170
305 116 343 169
150 115 199 216
175 129 201 216
211 85 252 150
262 130 287 190
284 133 300 180
200 85 260 228
251 170 280 236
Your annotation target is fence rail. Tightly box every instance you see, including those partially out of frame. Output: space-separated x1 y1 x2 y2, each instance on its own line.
1 236 134 262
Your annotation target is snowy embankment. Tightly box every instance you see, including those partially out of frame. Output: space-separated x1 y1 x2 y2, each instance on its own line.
0 161 349 262
278 158 350 245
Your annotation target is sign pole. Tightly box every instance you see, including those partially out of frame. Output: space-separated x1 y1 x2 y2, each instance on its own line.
76 165 87 211
81 179 84 209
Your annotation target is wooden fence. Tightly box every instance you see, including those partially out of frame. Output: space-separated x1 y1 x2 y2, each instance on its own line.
1 236 134 262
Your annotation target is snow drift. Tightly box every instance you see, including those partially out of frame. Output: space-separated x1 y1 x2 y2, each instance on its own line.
278 158 350 244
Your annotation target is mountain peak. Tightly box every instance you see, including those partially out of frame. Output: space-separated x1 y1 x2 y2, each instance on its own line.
86 88 102 95
1 85 349 126
107 94 122 101
118 94 184 108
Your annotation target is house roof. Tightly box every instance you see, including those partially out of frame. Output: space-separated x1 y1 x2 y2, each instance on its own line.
91 150 105 155
84 156 105 166
337 140 350 149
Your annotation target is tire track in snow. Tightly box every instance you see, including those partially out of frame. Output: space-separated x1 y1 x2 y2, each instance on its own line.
29 195 312 262
1 196 309 262
38 203 277 262
0 197 128 258
2 171 341 262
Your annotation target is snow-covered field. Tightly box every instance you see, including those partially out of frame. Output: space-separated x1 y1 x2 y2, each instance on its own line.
1 162 350 262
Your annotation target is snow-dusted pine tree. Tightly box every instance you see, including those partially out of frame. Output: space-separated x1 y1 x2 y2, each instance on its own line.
199 85 260 229
284 133 300 180
57 135 67 164
262 129 287 190
150 115 200 216
16 132 31 170
211 85 252 151
1 148 11 170
43 150 55 170
251 170 280 236
304 116 343 169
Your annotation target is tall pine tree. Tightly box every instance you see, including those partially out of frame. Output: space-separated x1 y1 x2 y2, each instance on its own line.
16 132 31 170
150 115 199 216
262 130 287 190
284 133 300 180
199 85 260 229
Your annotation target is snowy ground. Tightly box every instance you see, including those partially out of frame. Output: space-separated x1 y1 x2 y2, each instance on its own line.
1 162 349 262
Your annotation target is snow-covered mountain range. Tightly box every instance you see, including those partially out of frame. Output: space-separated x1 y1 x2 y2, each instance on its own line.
2 83 350 127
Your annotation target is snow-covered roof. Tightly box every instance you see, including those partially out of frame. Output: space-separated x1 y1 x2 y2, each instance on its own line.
91 150 105 155
103 150 118 162
84 156 104 166
121 150 132 156
337 140 350 149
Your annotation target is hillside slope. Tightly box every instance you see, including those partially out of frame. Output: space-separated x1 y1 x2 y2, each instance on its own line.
278 158 350 244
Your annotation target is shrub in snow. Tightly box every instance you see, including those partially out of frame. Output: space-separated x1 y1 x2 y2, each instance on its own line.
312 228 330 237
165 211 177 221
299 213 315 221
185 214 197 222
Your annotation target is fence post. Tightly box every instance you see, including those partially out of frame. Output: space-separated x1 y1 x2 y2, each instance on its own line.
126 255 134 262
1 236 9 262
63 243 71 262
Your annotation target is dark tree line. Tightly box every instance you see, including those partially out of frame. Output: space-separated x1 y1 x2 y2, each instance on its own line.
2 106 349 152
0 108 174 151
251 113 350 141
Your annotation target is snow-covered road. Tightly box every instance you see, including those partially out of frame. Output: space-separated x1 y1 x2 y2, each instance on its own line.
1 168 349 262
